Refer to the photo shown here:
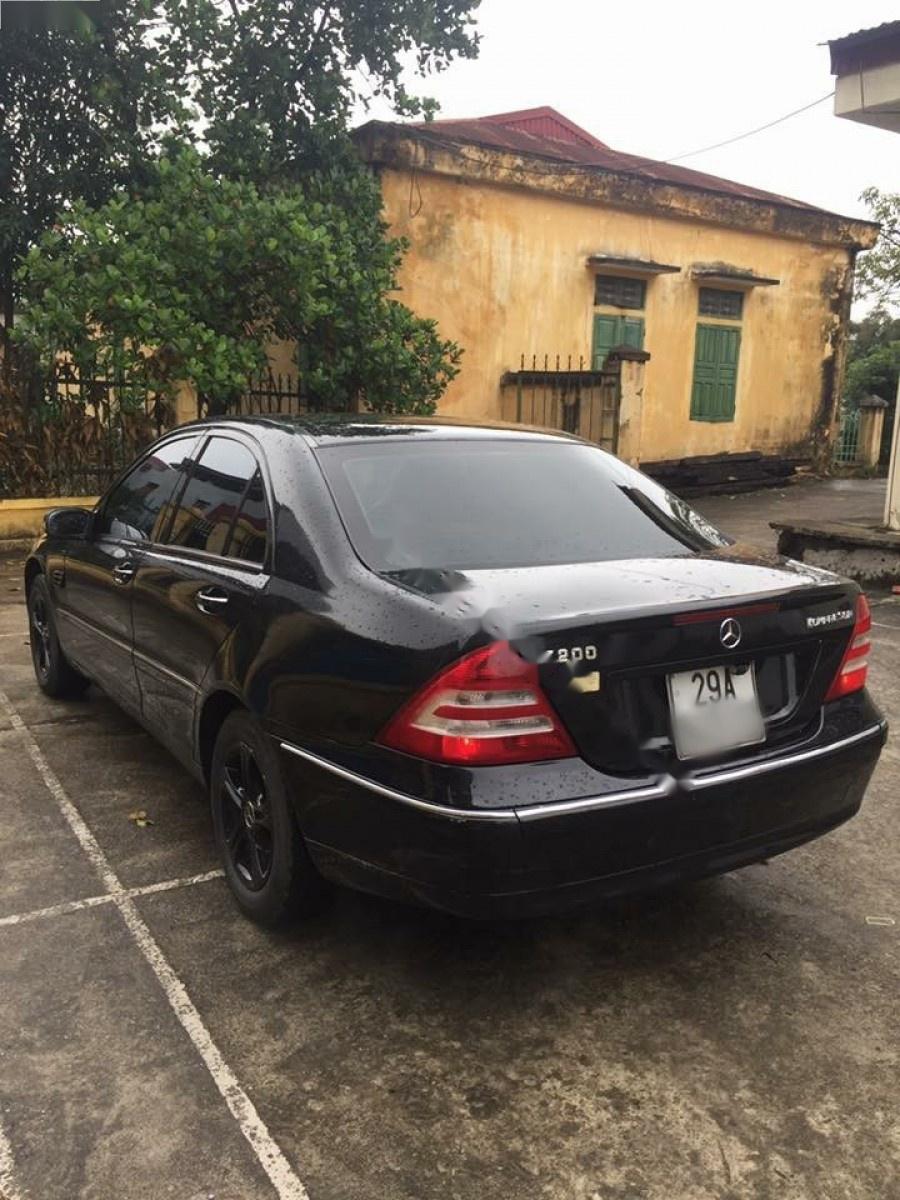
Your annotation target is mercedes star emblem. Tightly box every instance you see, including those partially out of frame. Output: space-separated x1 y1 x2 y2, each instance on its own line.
720 617 742 650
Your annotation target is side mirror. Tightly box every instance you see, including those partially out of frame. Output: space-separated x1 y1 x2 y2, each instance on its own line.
44 507 93 539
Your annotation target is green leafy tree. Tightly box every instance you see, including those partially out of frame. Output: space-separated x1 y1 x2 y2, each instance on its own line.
857 188 900 308
163 0 481 180
14 150 460 413
9 0 478 414
157 0 483 409
845 309 900 406
0 0 186 336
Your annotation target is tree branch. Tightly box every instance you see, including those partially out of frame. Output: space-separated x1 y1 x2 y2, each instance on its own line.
295 6 333 84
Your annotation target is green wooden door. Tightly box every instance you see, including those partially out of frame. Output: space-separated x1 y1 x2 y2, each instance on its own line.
691 324 741 422
592 314 644 369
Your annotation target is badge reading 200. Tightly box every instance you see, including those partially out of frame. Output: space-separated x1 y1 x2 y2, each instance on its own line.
554 645 598 664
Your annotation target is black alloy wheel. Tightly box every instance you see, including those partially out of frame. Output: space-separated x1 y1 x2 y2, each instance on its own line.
210 709 328 925
219 742 273 891
27 575 89 698
29 588 52 684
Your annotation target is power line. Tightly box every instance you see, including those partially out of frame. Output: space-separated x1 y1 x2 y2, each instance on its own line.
664 91 835 163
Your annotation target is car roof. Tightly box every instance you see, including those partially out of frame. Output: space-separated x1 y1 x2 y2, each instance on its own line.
177 412 581 447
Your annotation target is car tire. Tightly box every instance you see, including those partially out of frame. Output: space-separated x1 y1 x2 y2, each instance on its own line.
28 574 90 699
210 709 329 927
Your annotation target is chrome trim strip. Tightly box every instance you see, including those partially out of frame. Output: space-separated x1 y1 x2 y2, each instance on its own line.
56 607 132 656
279 741 519 822
57 608 200 693
281 722 887 824
514 780 674 821
279 740 672 823
132 648 200 694
139 544 268 576
681 722 887 791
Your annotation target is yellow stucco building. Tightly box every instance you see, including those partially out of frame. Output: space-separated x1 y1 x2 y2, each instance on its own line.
355 107 878 476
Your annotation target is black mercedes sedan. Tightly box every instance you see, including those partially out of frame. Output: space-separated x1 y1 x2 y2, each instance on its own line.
25 416 887 924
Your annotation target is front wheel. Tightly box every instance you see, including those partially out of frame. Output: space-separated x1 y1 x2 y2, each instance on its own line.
28 574 89 698
210 709 328 926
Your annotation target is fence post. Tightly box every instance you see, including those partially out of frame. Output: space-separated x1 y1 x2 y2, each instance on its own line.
173 380 198 425
857 394 888 468
606 346 650 465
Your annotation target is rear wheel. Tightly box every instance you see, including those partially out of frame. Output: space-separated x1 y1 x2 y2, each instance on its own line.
210 709 328 926
28 574 89 698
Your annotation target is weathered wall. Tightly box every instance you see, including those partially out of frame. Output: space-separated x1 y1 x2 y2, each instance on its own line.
378 166 856 464
0 496 98 544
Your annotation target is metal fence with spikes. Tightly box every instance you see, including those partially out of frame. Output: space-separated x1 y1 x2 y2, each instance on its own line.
833 406 861 467
231 369 310 417
499 354 621 452
0 351 167 498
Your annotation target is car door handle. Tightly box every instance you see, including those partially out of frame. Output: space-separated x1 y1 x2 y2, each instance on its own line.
195 586 230 614
113 562 135 585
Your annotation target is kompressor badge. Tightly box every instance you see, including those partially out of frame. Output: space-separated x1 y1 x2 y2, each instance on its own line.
807 607 854 630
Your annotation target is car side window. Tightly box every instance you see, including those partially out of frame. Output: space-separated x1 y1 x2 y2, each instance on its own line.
228 470 268 565
165 436 267 561
98 436 199 543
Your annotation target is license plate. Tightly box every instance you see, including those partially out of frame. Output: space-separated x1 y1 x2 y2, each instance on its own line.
666 663 765 761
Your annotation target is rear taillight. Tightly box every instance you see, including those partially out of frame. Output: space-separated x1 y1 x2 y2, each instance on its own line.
378 640 576 766
825 594 872 702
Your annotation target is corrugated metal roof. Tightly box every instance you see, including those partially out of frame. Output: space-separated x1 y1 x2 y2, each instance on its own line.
404 108 835 215
439 106 611 150
829 20 900 74
829 20 900 51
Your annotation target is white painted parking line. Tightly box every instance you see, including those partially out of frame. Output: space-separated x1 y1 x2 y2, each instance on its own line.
2 699 122 894
0 1114 22 1200
0 688 310 1200
0 869 225 929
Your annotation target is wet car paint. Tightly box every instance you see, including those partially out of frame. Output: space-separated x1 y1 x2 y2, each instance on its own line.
26 416 887 916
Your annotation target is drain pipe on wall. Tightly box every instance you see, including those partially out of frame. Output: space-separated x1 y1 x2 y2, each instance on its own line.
884 375 900 532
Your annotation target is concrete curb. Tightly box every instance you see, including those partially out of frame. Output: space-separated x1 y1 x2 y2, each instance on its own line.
772 519 900 587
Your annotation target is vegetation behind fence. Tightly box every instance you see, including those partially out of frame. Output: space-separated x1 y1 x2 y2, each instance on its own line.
0 352 171 499
1 350 624 499
0 353 351 499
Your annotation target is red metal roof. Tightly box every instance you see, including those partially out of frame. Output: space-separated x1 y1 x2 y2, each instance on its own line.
433 106 611 150
406 106 830 214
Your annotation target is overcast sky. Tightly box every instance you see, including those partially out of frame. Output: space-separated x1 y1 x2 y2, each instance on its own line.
360 0 898 231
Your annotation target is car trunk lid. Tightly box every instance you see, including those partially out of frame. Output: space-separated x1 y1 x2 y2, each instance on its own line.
387 551 859 773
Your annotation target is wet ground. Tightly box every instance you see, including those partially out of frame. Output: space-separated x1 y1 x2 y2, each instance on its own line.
694 475 886 550
0 476 897 1200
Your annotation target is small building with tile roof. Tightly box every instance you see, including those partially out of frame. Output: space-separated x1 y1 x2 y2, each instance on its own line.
353 106 878 471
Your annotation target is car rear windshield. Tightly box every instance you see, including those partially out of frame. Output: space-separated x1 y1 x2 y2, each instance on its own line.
316 439 729 572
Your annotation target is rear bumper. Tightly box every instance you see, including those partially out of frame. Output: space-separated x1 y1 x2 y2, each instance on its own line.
280 715 887 919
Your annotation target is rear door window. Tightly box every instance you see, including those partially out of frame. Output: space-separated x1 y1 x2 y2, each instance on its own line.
316 440 728 572
228 470 268 565
165 436 268 561
98 436 199 543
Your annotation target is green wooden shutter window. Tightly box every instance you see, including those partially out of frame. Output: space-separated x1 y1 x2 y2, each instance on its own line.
592 314 644 369
691 324 740 422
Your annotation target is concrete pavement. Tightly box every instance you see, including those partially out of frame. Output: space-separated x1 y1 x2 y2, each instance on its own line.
0 477 898 1200
694 475 886 553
